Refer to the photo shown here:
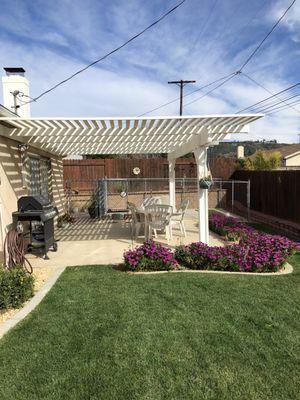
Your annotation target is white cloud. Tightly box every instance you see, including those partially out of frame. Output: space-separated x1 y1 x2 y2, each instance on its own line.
0 0 299 144
270 0 300 42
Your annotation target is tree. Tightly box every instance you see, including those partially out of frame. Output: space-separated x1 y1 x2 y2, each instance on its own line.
253 151 269 170
268 151 282 169
236 157 253 170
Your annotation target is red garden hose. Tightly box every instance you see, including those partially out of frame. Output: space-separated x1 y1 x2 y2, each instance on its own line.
3 228 33 274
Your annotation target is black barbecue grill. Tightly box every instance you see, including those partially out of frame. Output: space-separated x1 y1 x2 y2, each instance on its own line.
12 196 58 259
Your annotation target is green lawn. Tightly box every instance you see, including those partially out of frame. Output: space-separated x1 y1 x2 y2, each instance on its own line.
0 255 300 400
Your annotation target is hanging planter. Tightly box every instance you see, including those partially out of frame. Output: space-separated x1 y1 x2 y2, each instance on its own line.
199 177 212 189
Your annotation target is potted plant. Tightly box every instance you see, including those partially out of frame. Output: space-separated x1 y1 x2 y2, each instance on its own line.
199 176 212 189
87 193 99 219
57 212 75 228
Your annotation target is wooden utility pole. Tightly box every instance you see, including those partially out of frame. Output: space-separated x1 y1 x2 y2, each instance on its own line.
168 80 196 115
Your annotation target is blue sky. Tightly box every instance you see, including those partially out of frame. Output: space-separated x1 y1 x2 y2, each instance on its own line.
0 0 299 142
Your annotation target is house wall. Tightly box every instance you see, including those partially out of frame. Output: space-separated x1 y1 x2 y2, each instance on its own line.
285 154 300 167
0 134 65 250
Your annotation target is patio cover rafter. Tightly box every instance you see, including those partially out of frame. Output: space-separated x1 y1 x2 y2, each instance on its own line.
0 114 263 156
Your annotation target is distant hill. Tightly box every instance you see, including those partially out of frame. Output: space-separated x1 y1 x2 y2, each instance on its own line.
208 141 288 159
86 140 290 159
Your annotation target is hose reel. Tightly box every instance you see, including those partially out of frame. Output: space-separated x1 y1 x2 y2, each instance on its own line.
3 226 33 274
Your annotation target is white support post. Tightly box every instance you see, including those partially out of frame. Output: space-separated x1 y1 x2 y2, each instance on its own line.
168 158 176 210
194 147 209 244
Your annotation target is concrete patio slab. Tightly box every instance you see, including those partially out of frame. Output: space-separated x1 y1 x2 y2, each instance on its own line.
28 212 224 268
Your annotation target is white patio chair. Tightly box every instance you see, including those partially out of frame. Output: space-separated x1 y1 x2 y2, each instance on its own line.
139 196 162 210
127 202 145 239
170 199 189 237
144 204 173 244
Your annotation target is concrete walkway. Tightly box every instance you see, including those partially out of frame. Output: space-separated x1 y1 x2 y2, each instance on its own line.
28 213 224 268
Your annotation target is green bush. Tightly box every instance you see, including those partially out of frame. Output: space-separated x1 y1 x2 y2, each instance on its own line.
238 151 282 171
0 267 34 310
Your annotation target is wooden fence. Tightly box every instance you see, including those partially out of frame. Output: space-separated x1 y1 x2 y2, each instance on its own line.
232 170 300 224
63 156 236 184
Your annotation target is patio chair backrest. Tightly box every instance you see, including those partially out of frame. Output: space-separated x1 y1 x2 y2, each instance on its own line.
140 196 162 209
177 199 189 215
127 202 139 224
145 204 173 230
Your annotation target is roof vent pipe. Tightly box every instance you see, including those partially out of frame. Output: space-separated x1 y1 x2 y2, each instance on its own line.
237 145 244 159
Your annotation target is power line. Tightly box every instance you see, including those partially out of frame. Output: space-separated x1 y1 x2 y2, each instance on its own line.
264 96 300 115
236 81 300 113
139 0 295 116
244 91 300 114
188 0 219 54
241 72 300 114
20 0 188 106
246 88 300 112
194 0 268 69
184 73 237 107
255 92 300 113
137 72 235 116
239 0 296 71
19 0 296 116
239 0 269 34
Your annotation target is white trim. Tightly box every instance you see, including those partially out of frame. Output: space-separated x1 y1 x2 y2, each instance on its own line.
284 150 300 159
0 114 263 157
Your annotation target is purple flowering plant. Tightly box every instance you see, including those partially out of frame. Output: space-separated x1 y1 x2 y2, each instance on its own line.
123 240 178 271
209 212 253 242
175 227 300 273
123 214 299 273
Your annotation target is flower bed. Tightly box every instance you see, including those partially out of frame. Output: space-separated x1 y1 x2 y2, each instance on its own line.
175 233 299 273
123 215 299 273
176 215 299 272
123 240 178 272
209 212 253 242
124 234 298 273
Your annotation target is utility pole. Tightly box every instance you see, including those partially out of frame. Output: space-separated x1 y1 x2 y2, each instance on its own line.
168 80 196 116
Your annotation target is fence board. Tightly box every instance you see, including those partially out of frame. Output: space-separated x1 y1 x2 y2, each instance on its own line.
232 170 300 224
63 156 235 183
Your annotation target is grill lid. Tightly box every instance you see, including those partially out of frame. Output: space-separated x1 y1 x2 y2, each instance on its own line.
17 195 51 212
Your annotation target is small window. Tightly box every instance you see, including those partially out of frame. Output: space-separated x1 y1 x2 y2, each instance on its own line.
29 156 50 199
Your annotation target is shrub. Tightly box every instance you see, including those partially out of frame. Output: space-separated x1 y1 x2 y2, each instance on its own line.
237 151 281 171
0 267 34 310
236 157 253 171
268 151 281 169
123 240 178 271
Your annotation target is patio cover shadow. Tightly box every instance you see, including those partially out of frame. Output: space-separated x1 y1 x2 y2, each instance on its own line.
55 215 133 242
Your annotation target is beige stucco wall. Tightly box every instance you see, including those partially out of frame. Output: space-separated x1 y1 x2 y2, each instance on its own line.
0 134 65 250
284 154 300 167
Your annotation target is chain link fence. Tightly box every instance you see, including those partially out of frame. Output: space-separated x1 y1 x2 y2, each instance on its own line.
65 178 250 220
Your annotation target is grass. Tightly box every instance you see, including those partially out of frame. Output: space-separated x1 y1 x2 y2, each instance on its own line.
0 255 300 400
